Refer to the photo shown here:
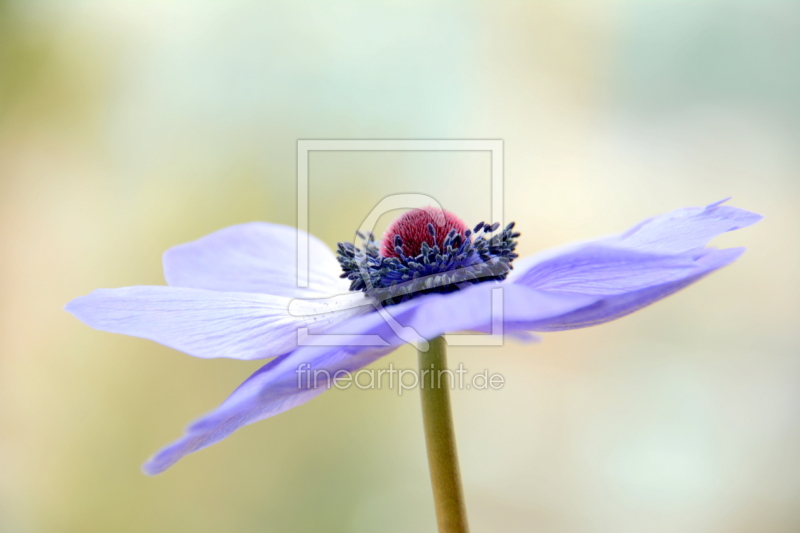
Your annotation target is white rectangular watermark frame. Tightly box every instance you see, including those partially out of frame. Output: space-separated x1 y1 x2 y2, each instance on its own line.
296 139 505 347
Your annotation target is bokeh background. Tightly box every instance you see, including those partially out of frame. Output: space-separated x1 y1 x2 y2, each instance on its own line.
1 1 798 532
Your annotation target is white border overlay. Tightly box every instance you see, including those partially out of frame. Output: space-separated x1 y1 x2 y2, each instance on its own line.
296 139 505 348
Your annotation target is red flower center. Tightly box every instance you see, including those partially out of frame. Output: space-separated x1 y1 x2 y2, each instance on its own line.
380 207 469 258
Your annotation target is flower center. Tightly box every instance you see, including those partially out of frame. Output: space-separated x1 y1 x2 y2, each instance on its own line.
337 208 520 306
380 207 469 259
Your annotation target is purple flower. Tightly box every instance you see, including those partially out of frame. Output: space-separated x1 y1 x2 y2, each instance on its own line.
66 199 761 474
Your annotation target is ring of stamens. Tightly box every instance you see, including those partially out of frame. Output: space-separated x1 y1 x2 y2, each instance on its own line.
337 208 520 306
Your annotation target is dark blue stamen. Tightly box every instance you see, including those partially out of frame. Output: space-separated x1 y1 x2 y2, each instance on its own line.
336 220 520 306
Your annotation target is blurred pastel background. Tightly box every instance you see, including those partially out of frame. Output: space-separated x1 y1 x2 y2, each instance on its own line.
1 1 798 532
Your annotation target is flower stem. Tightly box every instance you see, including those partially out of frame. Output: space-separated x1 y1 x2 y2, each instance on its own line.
418 336 470 533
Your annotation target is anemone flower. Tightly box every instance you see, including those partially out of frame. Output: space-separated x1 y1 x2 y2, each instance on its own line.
66 199 760 532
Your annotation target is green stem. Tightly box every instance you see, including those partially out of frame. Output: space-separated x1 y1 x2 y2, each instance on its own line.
418 336 470 533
